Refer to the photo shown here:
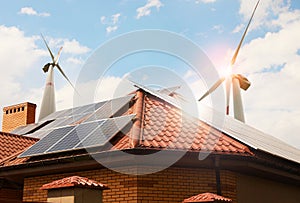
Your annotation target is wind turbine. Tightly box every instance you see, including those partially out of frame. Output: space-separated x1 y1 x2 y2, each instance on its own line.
39 34 75 121
198 0 260 123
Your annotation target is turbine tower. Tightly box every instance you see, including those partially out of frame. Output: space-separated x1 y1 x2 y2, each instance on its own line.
198 0 260 123
39 34 75 121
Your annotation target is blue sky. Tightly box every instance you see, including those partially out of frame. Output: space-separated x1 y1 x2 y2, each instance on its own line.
1 0 300 149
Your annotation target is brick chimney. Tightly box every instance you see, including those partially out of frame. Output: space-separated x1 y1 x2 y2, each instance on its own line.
2 102 36 133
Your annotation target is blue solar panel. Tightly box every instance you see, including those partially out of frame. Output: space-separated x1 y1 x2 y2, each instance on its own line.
46 120 106 153
19 126 75 157
19 115 134 157
78 115 134 149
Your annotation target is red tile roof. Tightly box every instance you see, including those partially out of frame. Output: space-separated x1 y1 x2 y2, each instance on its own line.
183 193 232 202
0 131 38 161
0 90 253 167
137 95 252 155
40 176 108 190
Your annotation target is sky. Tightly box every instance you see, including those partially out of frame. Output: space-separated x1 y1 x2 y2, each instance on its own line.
0 0 300 149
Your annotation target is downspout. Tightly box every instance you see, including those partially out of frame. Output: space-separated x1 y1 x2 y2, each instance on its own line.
215 156 222 195
130 90 145 148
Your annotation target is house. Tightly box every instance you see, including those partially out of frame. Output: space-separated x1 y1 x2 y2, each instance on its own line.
0 85 299 203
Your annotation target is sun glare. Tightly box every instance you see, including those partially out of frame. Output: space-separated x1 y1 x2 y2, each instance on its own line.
219 65 232 78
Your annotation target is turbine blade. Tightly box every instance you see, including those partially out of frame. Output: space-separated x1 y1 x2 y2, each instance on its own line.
54 47 63 64
231 0 260 66
41 34 55 63
198 77 225 101
232 77 245 122
56 64 76 90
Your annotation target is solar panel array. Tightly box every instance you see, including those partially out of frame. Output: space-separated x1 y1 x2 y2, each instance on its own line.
12 95 134 137
19 114 135 158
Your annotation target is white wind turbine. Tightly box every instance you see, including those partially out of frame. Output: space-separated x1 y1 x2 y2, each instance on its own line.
39 34 76 121
198 0 260 123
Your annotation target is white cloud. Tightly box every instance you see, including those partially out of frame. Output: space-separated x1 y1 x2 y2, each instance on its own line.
47 37 90 55
0 25 45 128
0 26 91 129
18 7 50 17
136 0 163 19
112 13 121 24
231 3 300 149
101 13 121 34
62 39 90 54
106 26 118 34
236 0 290 31
66 57 84 65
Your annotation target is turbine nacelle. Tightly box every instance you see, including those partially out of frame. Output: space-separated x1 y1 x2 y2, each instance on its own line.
232 74 251 91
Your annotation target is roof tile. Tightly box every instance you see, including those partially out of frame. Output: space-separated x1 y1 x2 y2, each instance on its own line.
183 192 232 202
0 132 38 161
40 176 108 190
139 95 252 155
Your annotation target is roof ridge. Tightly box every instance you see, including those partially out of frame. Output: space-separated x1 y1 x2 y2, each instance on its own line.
40 175 108 190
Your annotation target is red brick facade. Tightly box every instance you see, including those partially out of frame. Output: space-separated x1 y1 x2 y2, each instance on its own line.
2 102 36 133
23 167 237 203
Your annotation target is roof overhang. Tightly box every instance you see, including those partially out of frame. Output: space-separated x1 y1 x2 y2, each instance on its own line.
0 149 299 186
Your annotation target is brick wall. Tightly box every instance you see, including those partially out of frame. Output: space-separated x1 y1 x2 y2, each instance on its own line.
23 167 237 203
2 102 36 132
23 168 138 203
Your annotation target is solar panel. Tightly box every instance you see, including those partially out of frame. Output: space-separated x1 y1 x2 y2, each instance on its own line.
19 126 75 157
78 115 134 148
13 97 121 137
46 120 106 153
85 95 134 122
19 115 135 157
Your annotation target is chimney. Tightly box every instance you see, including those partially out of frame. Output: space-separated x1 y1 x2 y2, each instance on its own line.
2 102 36 133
